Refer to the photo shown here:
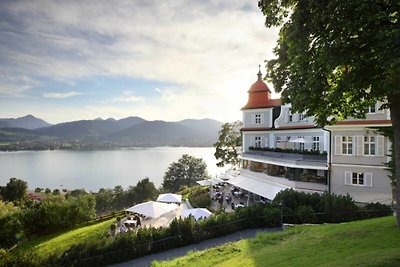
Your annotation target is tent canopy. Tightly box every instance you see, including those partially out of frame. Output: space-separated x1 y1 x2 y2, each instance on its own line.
126 201 178 218
182 208 212 220
157 193 182 203
288 137 308 143
197 177 224 186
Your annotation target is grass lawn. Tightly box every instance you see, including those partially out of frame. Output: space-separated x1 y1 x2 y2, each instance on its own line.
152 216 400 267
12 218 114 259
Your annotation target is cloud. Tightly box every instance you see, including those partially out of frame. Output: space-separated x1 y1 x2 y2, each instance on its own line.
0 1 279 122
43 91 82 99
111 91 144 103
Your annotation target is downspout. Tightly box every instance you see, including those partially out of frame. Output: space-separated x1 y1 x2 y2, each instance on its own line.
322 126 332 194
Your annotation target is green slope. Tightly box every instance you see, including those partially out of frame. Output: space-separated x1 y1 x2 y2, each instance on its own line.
152 216 400 267
13 218 114 259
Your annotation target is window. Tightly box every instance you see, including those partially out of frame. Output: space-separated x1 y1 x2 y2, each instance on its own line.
352 173 364 185
255 114 262 124
276 136 281 145
288 109 293 122
365 105 376 114
345 171 373 187
342 136 353 155
299 113 305 121
254 136 262 148
313 136 320 151
364 136 376 156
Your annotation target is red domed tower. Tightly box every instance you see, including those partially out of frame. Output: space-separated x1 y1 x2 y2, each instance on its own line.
242 66 280 110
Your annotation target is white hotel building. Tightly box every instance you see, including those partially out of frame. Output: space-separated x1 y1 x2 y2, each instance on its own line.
228 69 392 205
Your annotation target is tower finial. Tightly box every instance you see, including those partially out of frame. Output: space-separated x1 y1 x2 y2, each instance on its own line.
257 65 262 81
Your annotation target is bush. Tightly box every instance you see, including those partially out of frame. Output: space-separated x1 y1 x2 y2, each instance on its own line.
187 186 211 208
49 205 281 266
273 189 388 224
0 212 24 249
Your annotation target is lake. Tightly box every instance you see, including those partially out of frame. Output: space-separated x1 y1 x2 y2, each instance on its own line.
0 147 226 192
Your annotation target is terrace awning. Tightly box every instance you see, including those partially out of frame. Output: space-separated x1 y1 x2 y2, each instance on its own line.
228 175 289 200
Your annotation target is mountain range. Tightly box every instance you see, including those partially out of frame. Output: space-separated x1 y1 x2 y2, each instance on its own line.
0 115 223 146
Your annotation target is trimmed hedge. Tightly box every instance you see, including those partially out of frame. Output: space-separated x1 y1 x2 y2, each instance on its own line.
273 189 392 224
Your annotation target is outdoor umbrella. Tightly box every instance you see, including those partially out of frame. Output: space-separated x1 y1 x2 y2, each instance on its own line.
125 201 178 219
288 137 307 143
182 208 212 220
156 193 182 203
196 177 224 186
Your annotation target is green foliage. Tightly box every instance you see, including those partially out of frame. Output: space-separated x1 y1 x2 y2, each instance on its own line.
0 200 17 217
213 121 242 167
34 187 43 193
132 177 159 204
258 0 400 226
272 189 390 224
66 189 88 198
95 178 159 214
187 186 211 208
153 216 400 267
21 194 96 236
162 154 210 193
0 211 24 249
44 188 51 194
0 177 28 202
258 0 400 124
95 188 114 213
249 146 327 155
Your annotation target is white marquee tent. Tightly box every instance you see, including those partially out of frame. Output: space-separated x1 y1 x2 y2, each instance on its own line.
182 208 212 220
125 201 178 219
196 177 224 186
156 193 182 203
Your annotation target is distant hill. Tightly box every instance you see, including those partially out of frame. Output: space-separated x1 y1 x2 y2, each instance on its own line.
0 115 51 129
0 115 223 146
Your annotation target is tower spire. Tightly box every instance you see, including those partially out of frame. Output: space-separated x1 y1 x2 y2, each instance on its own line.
257 65 262 81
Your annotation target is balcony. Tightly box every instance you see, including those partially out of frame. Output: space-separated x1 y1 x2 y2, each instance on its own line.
242 149 328 170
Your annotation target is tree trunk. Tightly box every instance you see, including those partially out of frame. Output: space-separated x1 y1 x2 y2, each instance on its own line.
390 104 400 227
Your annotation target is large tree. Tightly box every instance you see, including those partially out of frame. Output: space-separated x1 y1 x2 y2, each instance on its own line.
162 154 210 193
258 0 400 226
213 121 242 167
0 178 28 202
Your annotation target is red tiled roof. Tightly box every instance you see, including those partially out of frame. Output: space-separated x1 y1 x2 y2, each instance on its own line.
248 80 271 93
242 69 281 110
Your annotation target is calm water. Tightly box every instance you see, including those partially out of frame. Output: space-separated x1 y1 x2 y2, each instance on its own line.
0 147 225 192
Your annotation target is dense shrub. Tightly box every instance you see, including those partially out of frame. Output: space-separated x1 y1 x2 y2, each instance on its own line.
21 194 96 236
188 186 211 208
249 146 327 156
0 212 24 249
43 204 280 266
273 189 391 224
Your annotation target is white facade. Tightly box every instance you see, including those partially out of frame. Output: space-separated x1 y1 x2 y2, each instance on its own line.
238 73 392 204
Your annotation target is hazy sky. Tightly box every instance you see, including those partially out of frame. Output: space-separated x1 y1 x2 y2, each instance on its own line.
0 0 279 124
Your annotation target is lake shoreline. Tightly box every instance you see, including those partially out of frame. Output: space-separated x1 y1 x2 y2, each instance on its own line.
0 147 225 192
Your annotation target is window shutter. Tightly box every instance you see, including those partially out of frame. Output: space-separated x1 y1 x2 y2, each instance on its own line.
251 136 255 147
344 171 352 185
285 109 289 122
305 136 312 150
335 136 342 155
364 173 373 187
261 114 264 124
264 137 268 148
252 114 255 124
377 135 384 156
356 135 364 156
